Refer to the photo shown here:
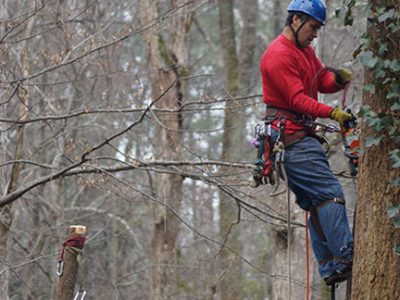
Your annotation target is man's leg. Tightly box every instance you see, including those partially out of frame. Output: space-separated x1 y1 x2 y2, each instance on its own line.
307 216 338 278
318 202 353 268
279 136 354 280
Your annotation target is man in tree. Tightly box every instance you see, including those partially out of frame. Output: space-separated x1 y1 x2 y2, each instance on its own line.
259 0 354 285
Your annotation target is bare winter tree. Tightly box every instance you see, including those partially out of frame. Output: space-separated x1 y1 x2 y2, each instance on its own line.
137 0 195 298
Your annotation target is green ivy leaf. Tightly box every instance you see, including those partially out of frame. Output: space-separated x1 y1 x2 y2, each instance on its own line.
378 9 395 22
368 109 378 118
395 218 400 229
387 205 400 219
381 115 392 127
365 136 382 147
388 82 399 100
359 105 371 117
385 59 400 72
388 23 400 33
396 243 400 256
392 157 400 168
383 77 393 84
360 51 379 68
389 126 398 136
390 149 400 168
378 43 388 55
364 84 376 94
390 102 400 111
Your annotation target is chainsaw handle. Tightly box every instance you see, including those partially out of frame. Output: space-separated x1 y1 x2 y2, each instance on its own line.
344 108 357 130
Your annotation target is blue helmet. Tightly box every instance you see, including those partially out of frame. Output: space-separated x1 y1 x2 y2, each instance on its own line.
287 0 327 25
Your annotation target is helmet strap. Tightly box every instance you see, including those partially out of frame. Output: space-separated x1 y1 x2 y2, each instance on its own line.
289 19 307 48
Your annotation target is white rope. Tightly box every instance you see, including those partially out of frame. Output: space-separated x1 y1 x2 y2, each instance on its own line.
281 161 292 300
287 188 292 300
271 140 292 300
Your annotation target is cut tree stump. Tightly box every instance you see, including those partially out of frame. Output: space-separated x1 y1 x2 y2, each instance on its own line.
55 225 87 300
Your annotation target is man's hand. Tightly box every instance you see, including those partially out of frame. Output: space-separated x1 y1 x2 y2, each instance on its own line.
334 68 353 86
330 107 353 132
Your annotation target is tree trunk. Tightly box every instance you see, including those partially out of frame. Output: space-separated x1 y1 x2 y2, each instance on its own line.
272 0 282 38
138 1 192 299
217 1 241 298
217 0 259 298
352 1 400 299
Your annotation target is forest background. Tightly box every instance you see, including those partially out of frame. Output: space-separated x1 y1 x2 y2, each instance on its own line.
0 0 399 299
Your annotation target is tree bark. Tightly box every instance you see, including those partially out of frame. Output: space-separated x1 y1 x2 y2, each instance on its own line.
352 1 400 299
217 0 261 298
138 1 192 299
217 0 241 298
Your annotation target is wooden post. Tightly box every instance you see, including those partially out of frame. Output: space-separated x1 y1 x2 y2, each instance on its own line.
55 225 87 300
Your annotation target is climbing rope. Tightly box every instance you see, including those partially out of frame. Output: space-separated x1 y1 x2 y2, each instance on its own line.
305 211 310 300
269 137 292 300
287 175 292 300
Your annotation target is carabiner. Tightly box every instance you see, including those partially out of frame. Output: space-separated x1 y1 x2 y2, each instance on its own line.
73 290 87 300
56 260 64 276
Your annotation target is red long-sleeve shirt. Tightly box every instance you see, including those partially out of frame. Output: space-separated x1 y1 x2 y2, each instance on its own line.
260 34 341 133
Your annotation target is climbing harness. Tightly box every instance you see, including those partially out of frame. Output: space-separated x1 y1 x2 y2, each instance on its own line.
57 236 87 299
250 105 337 191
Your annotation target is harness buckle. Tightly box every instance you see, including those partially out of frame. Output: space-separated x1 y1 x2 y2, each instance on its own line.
276 117 286 142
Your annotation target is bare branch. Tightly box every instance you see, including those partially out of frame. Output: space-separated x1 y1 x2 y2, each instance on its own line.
0 81 172 207
6 1 198 85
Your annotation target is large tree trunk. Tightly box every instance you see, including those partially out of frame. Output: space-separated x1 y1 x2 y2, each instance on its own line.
217 0 258 298
217 0 241 298
352 1 400 299
138 1 192 299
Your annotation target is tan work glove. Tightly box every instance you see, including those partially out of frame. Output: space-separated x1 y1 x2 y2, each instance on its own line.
334 68 353 86
330 107 353 132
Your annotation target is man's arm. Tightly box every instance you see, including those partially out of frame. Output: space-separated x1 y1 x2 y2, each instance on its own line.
264 56 333 118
